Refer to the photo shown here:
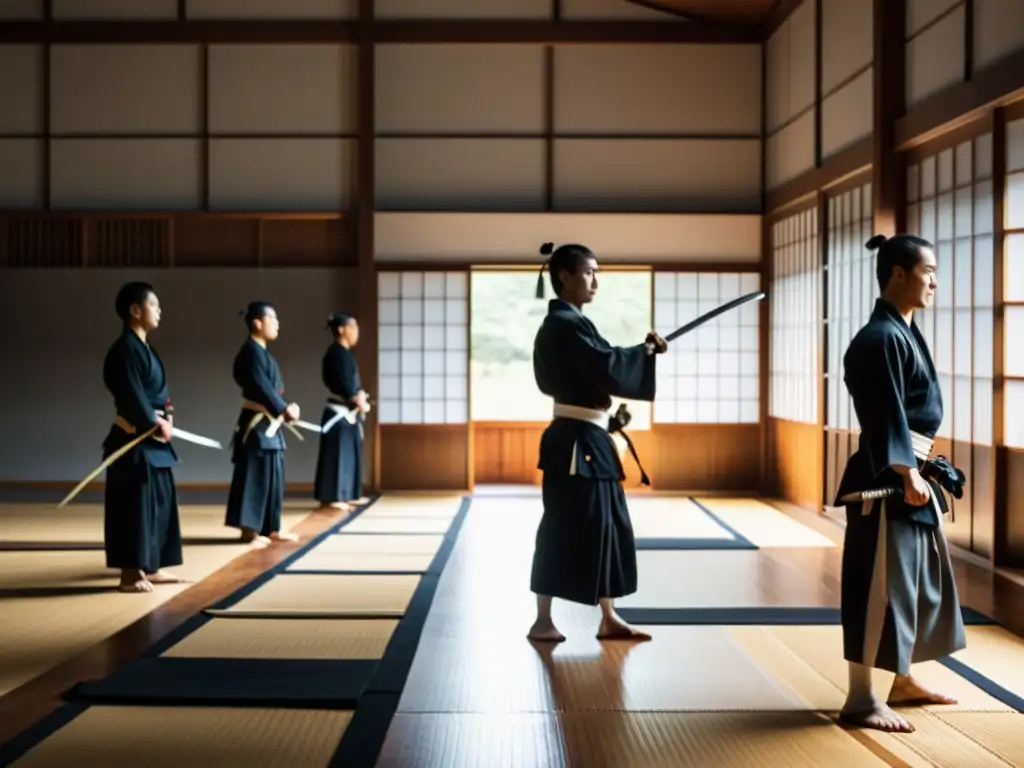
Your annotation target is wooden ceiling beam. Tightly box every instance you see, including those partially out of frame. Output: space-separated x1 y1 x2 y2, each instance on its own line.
0 18 758 45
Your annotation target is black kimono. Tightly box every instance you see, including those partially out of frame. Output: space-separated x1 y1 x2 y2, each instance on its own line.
836 298 965 674
530 298 656 605
101 330 182 573
313 344 364 503
224 338 289 537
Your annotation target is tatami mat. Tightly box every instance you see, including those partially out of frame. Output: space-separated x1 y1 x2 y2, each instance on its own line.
377 711 889 767
693 497 837 548
859 710 1024 767
287 533 443 572
0 502 307 545
731 624 1015 712
161 617 398 660
626 497 736 541
342 515 452 534
9 706 351 768
949 624 1024 701
209 573 421 617
617 550 835 609
398 625 806 713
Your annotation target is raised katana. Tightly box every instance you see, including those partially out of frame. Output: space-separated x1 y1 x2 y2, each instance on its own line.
665 291 766 342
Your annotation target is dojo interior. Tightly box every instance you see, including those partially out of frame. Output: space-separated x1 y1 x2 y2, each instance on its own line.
2 0 1024 765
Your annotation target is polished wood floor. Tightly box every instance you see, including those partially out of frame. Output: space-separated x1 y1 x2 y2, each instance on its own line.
2 490 1024 765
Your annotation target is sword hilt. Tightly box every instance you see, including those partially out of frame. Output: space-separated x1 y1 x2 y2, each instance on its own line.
838 487 901 503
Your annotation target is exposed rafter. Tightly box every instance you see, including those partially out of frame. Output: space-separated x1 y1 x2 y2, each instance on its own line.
0 18 758 45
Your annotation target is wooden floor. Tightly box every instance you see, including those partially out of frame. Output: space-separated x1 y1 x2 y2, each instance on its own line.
2 490 1024 766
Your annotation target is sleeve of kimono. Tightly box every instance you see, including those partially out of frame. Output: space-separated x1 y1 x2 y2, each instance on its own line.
553 317 656 402
235 345 289 416
106 342 159 431
849 332 919 478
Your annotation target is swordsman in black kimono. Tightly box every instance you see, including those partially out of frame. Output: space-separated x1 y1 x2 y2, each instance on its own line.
314 312 370 512
225 301 301 546
527 242 667 643
836 234 967 733
102 282 187 593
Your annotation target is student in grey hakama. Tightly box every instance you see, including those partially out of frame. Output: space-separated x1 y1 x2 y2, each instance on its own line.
225 302 301 547
314 312 371 512
527 242 667 643
835 234 967 733
102 282 188 593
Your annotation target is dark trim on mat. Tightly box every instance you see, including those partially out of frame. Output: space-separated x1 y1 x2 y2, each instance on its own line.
66 658 379 710
0 542 104 551
0 702 87 767
616 606 998 626
327 495 472 768
937 657 1024 713
636 537 757 550
687 497 759 549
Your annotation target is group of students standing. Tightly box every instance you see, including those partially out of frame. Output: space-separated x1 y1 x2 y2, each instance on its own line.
100 282 368 594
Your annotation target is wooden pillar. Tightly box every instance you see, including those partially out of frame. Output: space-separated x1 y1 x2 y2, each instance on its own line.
992 109 1008 565
872 0 905 235
357 0 379 491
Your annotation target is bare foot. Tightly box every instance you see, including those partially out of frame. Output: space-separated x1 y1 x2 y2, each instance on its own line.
527 620 566 643
146 570 191 585
269 531 300 543
888 674 958 706
348 497 371 506
597 615 652 641
118 578 153 593
839 701 915 732
316 502 352 513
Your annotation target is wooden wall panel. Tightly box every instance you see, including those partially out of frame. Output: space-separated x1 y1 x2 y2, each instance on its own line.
906 0 961 37
766 110 816 189
0 140 43 209
651 424 761 491
375 0 550 19
553 46 762 136
472 424 759 491
822 0 873 95
51 139 202 210
972 443 996 559
766 1 816 132
53 0 177 18
375 138 546 211
822 68 874 159
767 417 823 511
50 45 201 135
208 44 358 135
187 0 358 19
208 138 355 211
552 139 762 213
905 3 966 107
379 424 469 491
375 45 545 134
973 0 1024 72
374 212 763 264
0 46 42 135
1005 449 1024 562
823 428 857 507
0 1 42 18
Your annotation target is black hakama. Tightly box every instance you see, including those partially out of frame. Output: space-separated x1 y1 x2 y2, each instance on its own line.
530 299 656 605
225 337 289 536
836 298 966 674
101 330 183 573
313 344 364 504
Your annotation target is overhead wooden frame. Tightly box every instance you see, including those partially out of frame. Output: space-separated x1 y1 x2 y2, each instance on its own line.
0 19 758 45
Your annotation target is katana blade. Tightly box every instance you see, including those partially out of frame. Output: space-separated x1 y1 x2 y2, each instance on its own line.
292 419 324 434
171 427 223 450
665 291 766 342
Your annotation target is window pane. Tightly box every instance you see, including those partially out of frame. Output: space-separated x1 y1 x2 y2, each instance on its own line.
1006 306 1024 377
1005 379 1024 449
1007 234 1024 302
973 377 992 447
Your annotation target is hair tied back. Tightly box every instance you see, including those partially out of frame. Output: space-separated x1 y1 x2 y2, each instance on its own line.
536 242 555 299
866 234 888 251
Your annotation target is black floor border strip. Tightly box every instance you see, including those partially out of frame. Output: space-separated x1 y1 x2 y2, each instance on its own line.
687 497 759 549
326 495 472 768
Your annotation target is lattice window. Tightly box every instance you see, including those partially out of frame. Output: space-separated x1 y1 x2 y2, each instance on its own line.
377 271 468 425
1004 118 1024 448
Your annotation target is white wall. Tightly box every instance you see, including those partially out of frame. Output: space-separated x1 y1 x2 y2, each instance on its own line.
0 268 359 484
